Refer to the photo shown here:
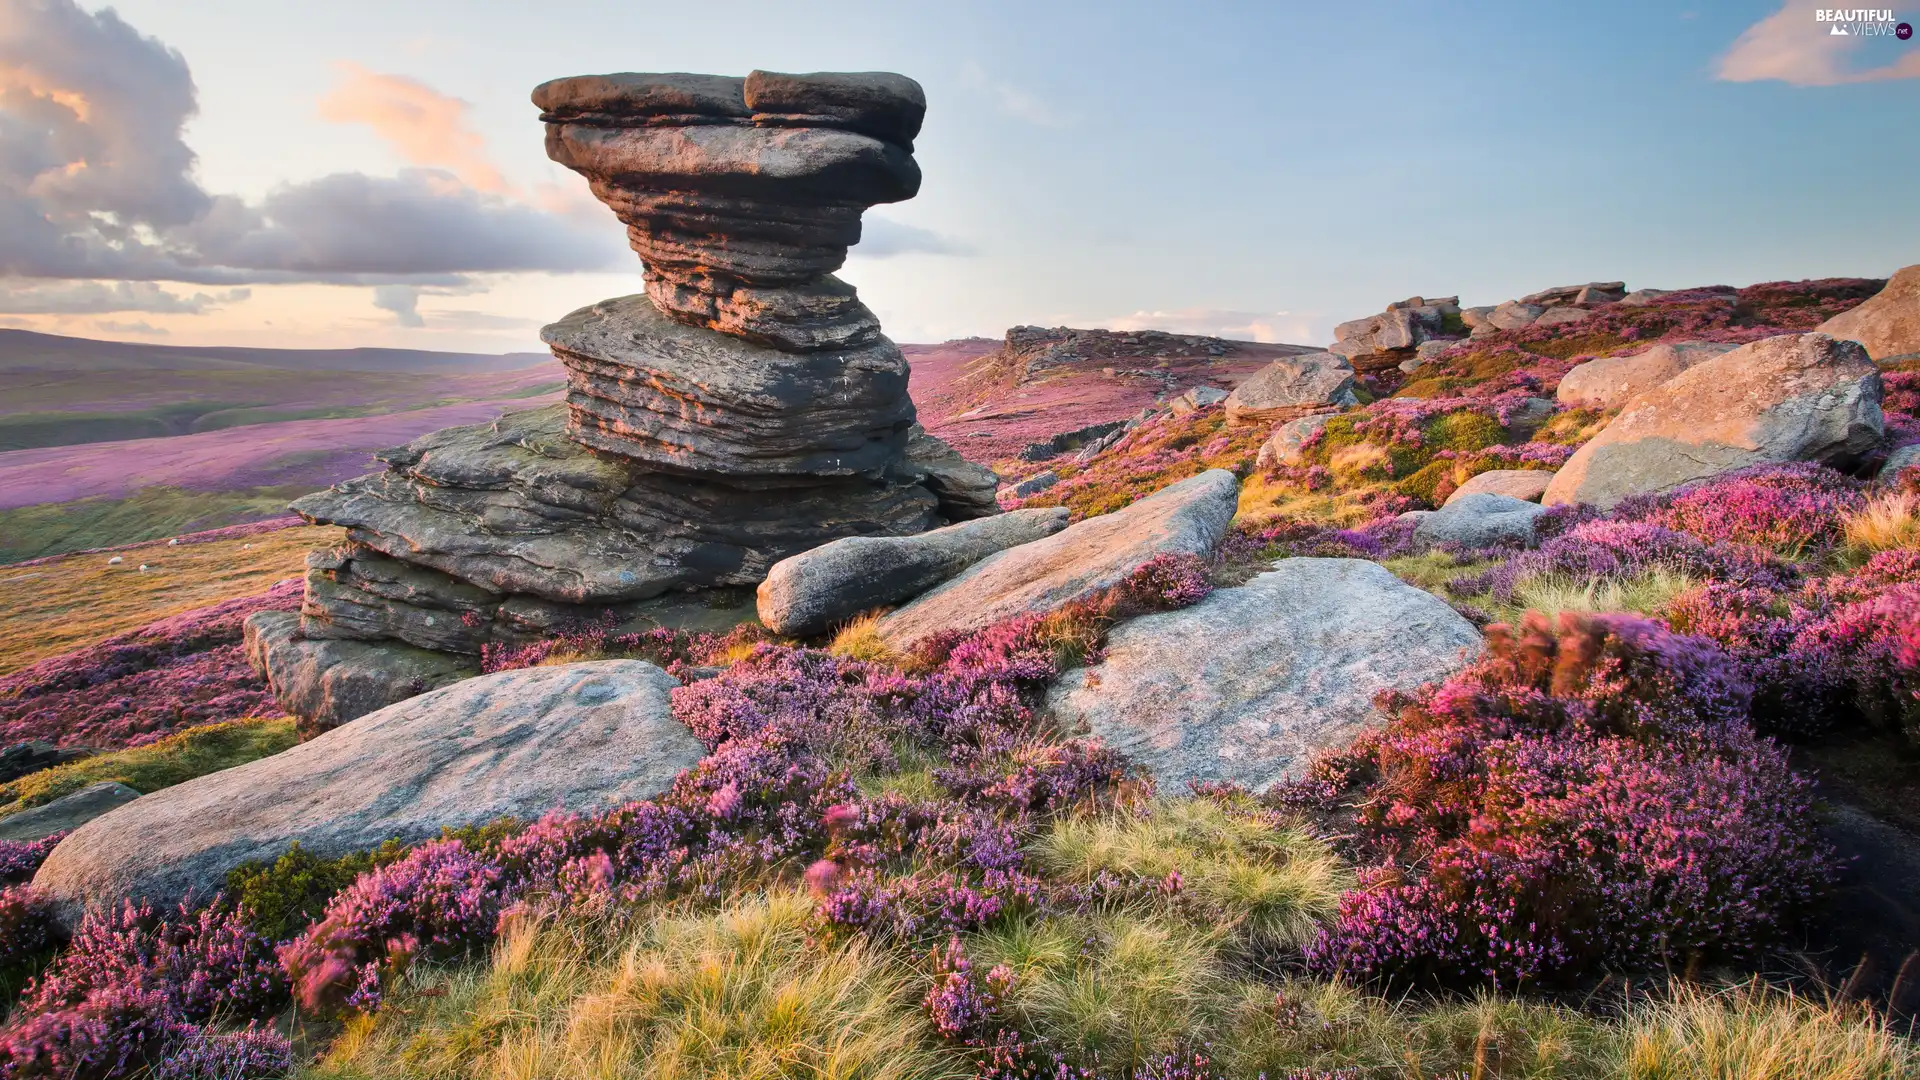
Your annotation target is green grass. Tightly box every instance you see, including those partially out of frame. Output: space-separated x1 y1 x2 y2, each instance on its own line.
0 718 297 818
0 522 337 675
1502 567 1700 622
0 484 322 566
306 890 966 1080
0 402 254 451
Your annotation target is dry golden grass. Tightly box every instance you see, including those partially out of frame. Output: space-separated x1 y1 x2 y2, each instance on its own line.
1843 490 1920 555
0 524 338 676
1622 984 1919 1080
307 891 964 1080
828 612 903 664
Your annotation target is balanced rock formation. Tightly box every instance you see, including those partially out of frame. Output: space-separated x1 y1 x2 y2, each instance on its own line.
1224 353 1358 425
1544 333 1884 509
1045 558 1483 792
1818 264 1920 363
261 70 997 727
35 661 703 921
1555 341 1740 410
876 470 1240 649
757 507 1070 637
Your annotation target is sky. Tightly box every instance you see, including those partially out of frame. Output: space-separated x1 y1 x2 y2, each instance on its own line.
0 0 1916 353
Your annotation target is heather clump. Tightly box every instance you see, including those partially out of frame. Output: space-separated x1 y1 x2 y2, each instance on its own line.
1453 519 1794 606
1296 613 1834 989
1112 553 1213 612
1624 463 1864 556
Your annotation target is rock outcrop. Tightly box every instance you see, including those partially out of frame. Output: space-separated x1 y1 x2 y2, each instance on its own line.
757 508 1070 636
244 611 475 732
1544 333 1885 509
1882 444 1920 480
35 661 703 921
1443 469 1552 505
876 470 1240 648
263 69 998 726
1555 342 1740 410
1046 558 1482 792
1328 297 1461 371
1818 264 1920 363
1223 353 1358 425
0 782 140 843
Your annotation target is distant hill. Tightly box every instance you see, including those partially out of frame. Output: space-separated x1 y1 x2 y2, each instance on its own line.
0 328 550 374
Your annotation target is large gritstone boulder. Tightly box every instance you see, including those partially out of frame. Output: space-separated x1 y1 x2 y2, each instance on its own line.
1046 558 1483 793
34 661 704 923
1555 342 1739 410
1818 264 1920 363
876 470 1240 649
1223 353 1358 425
1544 333 1884 509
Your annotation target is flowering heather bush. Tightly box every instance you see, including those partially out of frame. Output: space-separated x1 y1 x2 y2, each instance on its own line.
0 580 301 749
0 835 64 886
279 839 505 1014
1452 519 1794 604
477 620 769 675
923 936 1013 1041
148 1026 292 1080
22 899 285 1023
1791 584 1920 745
0 986 181 1080
0 887 61 988
1114 553 1213 612
1300 612 1833 988
1619 463 1864 556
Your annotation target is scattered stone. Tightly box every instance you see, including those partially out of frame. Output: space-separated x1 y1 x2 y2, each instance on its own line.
35 661 704 921
1616 288 1670 307
1009 471 1060 499
1544 333 1885 509
1522 282 1625 307
1223 352 1358 425
1045 558 1482 792
243 611 477 733
1555 341 1741 410
1532 306 1592 327
1881 444 1920 480
757 508 1070 636
1020 420 1127 462
1404 492 1550 548
1444 469 1553 505
1817 264 1920 363
1255 414 1332 470
876 470 1239 648
1169 385 1229 415
0 783 140 843
0 742 97 785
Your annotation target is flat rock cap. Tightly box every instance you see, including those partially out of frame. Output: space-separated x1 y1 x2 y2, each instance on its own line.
744 70 925 146
533 72 749 119
533 69 925 147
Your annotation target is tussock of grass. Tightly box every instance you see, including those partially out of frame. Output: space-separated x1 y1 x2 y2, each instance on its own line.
1843 490 1920 555
1382 550 1504 592
308 891 964 1080
1622 984 1919 1080
1502 567 1699 622
829 612 903 663
971 911 1229 1070
1033 798 1347 947
0 717 296 818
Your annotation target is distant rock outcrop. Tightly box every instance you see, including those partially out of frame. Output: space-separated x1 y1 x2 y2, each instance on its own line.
1045 558 1482 792
1223 353 1358 425
35 661 702 922
876 470 1240 649
1544 333 1884 509
1328 296 1462 371
261 69 1004 728
1818 264 1920 363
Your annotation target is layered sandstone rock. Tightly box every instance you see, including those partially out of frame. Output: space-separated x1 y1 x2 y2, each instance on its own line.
263 70 995 727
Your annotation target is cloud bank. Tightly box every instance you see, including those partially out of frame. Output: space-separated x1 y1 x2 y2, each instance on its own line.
1717 3 1920 86
1099 307 1319 345
0 0 625 312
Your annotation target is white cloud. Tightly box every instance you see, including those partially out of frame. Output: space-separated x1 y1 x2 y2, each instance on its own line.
0 279 248 314
1095 307 1320 345
1717 2 1920 86
93 318 167 335
317 62 512 195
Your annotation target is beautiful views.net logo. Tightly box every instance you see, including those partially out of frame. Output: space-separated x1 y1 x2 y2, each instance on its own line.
1814 8 1909 35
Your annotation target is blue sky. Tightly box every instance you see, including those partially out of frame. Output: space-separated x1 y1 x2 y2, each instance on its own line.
1 0 1916 350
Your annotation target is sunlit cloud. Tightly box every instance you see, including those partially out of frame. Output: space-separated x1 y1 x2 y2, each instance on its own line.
1717 2 1920 86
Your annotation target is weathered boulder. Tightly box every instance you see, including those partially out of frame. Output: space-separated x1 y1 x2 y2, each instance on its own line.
1522 282 1624 307
1486 301 1545 331
1046 558 1482 792
1818 264 1920 363
1255 414 1332 470
1555 341 1740 410
1328 299 1459 370
1882 444 1920 480
1617 288 1670 307
1460 305 1496 329
900 425 1001 520
1009 471 1059 499
1223 353 1357 425
244 610 475 732
35 661 704 921
1170 385 1229 415
876 470 1239 648
1405 492 1550 548
1444 469 1553 505
0 783 140 843
0 742 96 785
1574 283 1626 306
757 508 1070 636
1532 306 1592 327
1544 333 1885 509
